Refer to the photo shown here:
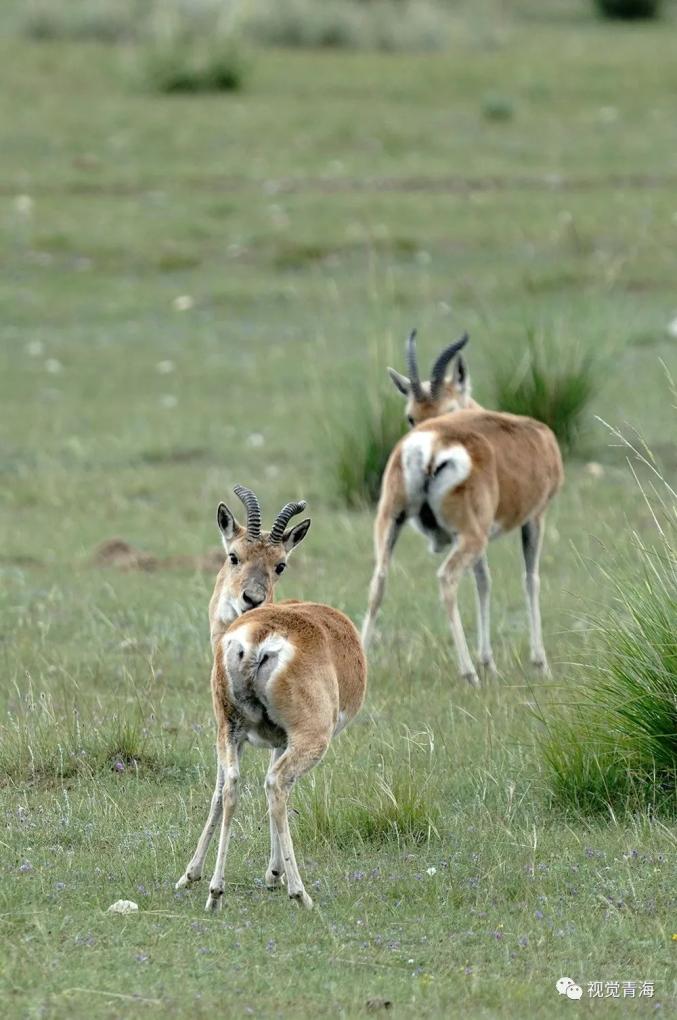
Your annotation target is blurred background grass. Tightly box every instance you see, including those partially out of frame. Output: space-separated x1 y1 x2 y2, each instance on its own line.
1 1 676 1016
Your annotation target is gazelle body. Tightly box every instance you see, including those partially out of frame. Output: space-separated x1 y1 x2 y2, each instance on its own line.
177 487 366 911
362 331 563 687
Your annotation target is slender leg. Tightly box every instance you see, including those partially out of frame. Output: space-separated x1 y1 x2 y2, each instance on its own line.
473 553 497 674
521 516 549 673
361 510 404 648
264 748 285 889
176 758 224 889
438 534 486 687
205 731 244 912
265 739 330 910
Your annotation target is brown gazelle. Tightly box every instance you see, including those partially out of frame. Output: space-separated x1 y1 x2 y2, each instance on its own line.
362 330 563 687
177 486 366 911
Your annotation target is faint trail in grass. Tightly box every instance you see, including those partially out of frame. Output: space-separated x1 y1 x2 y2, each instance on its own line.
2 172 677 197
59 988 162 1005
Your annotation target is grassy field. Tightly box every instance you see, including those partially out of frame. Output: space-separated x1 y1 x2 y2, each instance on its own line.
1 3 676 1017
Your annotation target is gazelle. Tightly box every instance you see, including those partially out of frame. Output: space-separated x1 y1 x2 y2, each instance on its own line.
362 330 563 687
177 486 366 911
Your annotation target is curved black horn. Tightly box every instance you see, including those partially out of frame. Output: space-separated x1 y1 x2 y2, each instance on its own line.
405 329 424 401
269 500 307 544
430 332 469 398
233 484 262 539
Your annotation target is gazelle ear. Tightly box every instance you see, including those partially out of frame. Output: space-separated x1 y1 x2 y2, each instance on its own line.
217 502 242 548
282 518 311 554
454 355 470 394
387 367 410 396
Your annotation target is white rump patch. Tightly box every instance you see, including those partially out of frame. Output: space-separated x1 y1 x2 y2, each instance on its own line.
402 430 434 501
427 444 472 518
252 633 294 700
222 623 253 659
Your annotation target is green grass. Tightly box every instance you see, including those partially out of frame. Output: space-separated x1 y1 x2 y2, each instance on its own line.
1 1 676 1016
330 381 407 506
493 332 598 454
540 435 677 812
594 0 663 19
141 38 248 94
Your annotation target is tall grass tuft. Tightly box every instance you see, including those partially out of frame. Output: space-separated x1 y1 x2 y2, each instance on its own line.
493 332 597 454
539 414 677 814
296 728 441 847
141 2 248 94
594 0 662 19
143 39 247 94
330 383 406 507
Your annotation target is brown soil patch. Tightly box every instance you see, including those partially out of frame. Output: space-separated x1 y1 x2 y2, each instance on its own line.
92 538 224 573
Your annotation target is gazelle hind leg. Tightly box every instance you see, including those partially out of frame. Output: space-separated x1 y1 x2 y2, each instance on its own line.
176 759 224 889
361 507 404 649
438 535 486 688
205 733 244 912
521 516 549 673
265 739 330 910
473 554 497 675
265 748 285 889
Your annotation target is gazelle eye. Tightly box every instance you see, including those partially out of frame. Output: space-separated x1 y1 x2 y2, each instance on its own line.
407 415 415 427
275 562 286 575
229 553 239 566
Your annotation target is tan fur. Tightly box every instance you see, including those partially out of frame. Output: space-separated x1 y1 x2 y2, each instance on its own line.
177 550 366 912
363 386 564 686
405 379 479 425
209 530 289 646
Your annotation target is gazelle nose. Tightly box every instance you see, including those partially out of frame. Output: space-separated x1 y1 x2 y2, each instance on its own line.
242 590 264 609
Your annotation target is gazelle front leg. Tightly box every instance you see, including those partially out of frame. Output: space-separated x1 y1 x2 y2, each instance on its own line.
361 507 405 649
438 535 486 688
205 730 244 912
265 739 330 910
473 553 497 675
176 758 224 890
265 748 285 889
521 516 549 673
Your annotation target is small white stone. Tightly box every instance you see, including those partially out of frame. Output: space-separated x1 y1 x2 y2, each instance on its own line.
667 315 677 338
107 899 138 914
45 359 62 374
585 461 604 479
426 867 437 877
15 194 34 215
156 360 175 374
172 295 194 311
246 432 265 448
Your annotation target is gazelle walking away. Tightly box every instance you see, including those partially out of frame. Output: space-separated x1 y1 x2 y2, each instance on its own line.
362 331 563 687
177 486 366 911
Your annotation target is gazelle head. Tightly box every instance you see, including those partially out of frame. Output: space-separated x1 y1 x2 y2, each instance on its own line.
388 329 471 427
216 485 310 618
